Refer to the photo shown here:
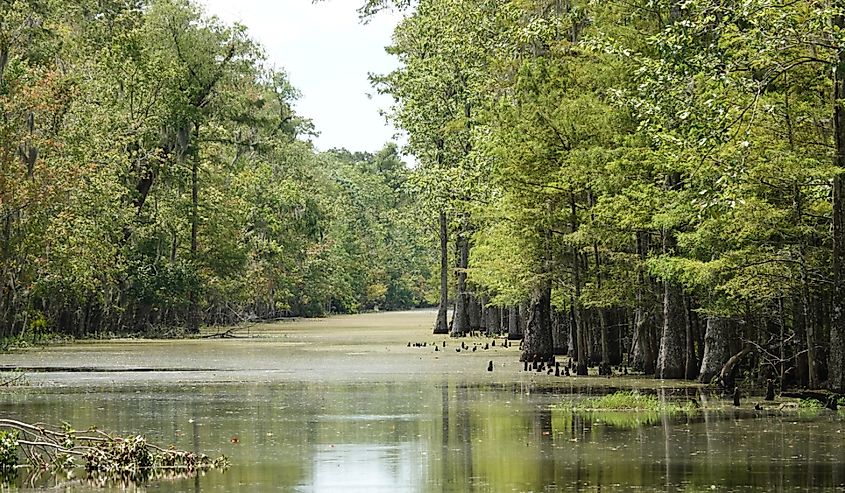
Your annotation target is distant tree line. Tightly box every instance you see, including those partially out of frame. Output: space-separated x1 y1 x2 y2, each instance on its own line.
0 0 433 338
373 0 845 392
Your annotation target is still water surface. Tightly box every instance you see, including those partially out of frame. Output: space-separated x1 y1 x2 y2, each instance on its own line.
0 311 843 492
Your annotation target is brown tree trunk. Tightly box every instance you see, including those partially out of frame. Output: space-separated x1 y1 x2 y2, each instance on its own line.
599 309 610 373
719 345 754 389
519 301 529 335
831 19 845 391
684 295 698 380
657 219 686 379
508 304 521 339
520 283 553 362
434 210 449 334
552 308 568 355
469 294 483 332
699 316 731 383
570 194 588 375
658 279 686 379
187 123 200 334
450 231 470 337
484 302 499 336
635 231 656 374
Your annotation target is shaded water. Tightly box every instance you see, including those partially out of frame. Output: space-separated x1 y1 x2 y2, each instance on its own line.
0 311 843 491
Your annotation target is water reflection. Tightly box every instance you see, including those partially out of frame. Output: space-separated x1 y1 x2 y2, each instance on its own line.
0 382 843 491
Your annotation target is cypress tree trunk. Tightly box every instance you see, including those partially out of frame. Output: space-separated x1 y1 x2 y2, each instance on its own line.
802 263 819 388
570 195 588 375
450 232 470 337
657 280 686 379
433 210 449 334
599 309 610 372
831 30 845 391
608 311 622 365
469 294 483 332
684 295 698 380
552 308 568 355
484 302 498 336
519 301 529 334
520 283 553 362
569 298 578 359
574 300 588 374
699 316 731 384
635 231 656 374
508 305 521 339
187 123 200 334
792 296 809 387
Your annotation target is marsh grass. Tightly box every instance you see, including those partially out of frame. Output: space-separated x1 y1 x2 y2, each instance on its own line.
588 410 663 428
570 391 698 414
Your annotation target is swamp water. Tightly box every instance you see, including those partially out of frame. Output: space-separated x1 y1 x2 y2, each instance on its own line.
0 310 843 492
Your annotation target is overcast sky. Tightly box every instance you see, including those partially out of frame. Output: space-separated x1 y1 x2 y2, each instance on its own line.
197 0 402 153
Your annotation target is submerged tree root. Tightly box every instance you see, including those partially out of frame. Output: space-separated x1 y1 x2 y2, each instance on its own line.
0 419 228 485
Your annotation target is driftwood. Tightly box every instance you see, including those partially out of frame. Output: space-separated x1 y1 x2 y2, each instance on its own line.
0 419 228 484
201 321 260 339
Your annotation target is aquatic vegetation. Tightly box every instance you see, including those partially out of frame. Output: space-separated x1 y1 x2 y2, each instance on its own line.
0 431 18 475
798 398 823 409
573 391 697 414
587 410 663 428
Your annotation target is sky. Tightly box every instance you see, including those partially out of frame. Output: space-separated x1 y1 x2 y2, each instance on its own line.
197 0 403 153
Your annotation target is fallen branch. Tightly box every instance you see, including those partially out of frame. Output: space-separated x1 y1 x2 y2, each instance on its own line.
0 419 228 484
718 344 754 389
0 372 26 387
200 322 258 339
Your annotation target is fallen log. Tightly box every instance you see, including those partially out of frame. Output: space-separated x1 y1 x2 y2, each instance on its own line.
780 390 841 410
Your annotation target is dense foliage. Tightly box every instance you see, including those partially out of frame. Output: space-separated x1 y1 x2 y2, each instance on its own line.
0 0 433 337
374 0 845 391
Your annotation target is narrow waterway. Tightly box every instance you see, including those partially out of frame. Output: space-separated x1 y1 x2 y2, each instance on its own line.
0 310 842 491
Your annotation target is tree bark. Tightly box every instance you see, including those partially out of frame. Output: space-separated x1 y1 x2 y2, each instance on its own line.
520 283 553 362
187 123 200 334
599 309 610 371
507 304 521 339
719 345 754 389
635 231 656 374
830 14 845 391
657 279 686 379
433 210 449 334
570 194 588 375
657 220 686 379
469 294 483 332
684 295 698 380
450 230 470 337
484 302 499 336
699 316 731 384
552 308 568 355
